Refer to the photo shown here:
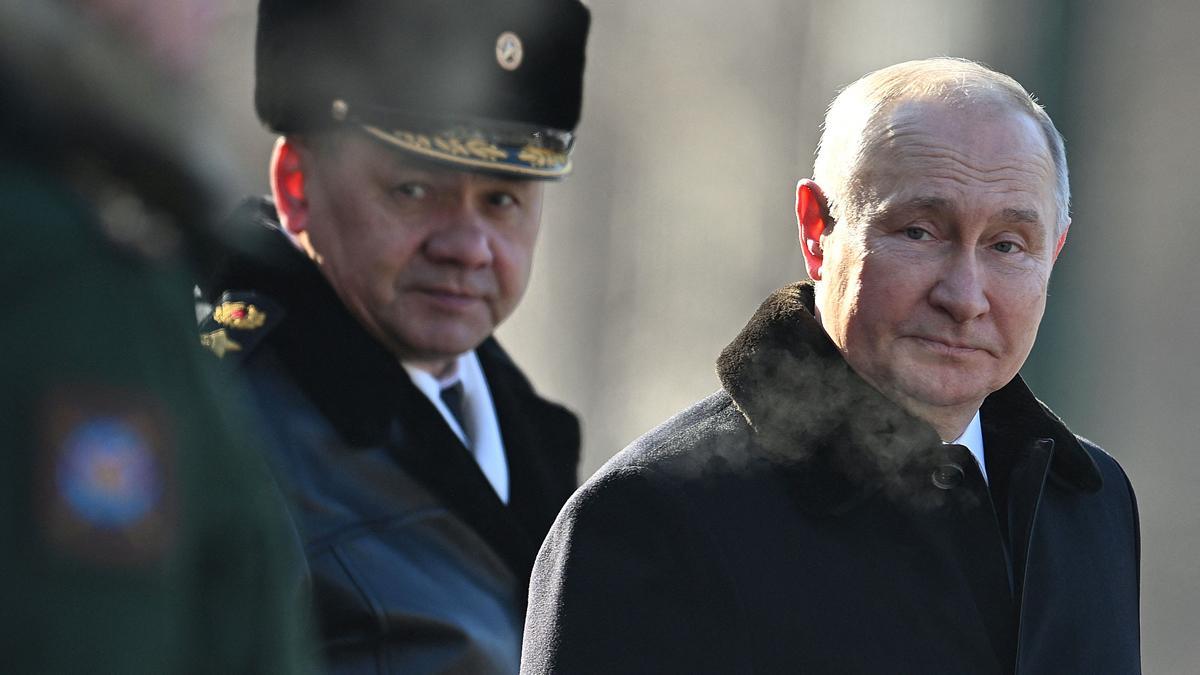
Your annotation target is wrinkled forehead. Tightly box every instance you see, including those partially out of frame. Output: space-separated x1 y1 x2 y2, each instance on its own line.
853 99 1058 215
870 97 1051 164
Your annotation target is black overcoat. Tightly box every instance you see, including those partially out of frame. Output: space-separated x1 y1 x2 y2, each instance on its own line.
522 283 1139 674
201 198 581 674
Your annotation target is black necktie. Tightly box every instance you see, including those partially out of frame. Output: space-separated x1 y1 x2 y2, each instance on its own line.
440 381 471 445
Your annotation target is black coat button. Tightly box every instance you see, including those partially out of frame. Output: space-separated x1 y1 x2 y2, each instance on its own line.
931 463 964 489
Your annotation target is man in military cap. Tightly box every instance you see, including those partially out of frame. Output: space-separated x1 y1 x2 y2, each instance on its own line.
1 0 315 672
198 0 590 671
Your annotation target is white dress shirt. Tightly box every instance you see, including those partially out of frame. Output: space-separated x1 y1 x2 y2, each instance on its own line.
948 410 987 485
402 351 510 503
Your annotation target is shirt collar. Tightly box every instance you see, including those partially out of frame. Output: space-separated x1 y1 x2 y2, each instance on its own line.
948 410 986 484
402 352 510 502
403 354 467 401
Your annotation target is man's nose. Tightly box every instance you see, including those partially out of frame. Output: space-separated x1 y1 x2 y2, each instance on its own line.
424 205 494 268
929 248 990 323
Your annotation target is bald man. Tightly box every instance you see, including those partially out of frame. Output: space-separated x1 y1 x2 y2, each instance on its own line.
522 58 1140 675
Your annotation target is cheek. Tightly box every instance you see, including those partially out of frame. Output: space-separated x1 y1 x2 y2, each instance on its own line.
323 228 408 304
497 256 534 312
841 291 897 355
990 265 1051 325
996 289 1048 346
339 210 422 274
495 229 538 286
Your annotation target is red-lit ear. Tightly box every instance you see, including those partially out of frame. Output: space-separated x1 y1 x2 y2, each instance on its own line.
270 136 310 236
797 179 832 281
1052 219 1070 262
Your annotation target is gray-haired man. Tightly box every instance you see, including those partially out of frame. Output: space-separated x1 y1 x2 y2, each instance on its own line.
522 58 1139 674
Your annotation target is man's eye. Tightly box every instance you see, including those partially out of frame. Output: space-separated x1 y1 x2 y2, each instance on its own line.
487 192 517 208
993 241 1021 253
903 226 932 240
394 183 428 199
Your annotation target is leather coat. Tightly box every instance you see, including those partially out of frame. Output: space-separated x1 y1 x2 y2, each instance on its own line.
201 198 580 674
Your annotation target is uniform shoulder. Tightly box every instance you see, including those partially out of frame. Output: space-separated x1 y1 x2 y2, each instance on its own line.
0 163 131 281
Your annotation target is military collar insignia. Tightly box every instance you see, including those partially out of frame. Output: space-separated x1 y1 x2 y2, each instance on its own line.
200 328 242 358
212 301 267 330
199 291 283 361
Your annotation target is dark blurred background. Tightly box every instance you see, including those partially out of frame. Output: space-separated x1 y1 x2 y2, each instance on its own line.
199 1 1200 670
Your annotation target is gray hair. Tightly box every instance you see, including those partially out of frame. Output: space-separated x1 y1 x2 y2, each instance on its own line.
813 57 1070 235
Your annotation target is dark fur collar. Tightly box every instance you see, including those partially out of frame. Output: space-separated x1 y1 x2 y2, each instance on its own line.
716 282 1101 506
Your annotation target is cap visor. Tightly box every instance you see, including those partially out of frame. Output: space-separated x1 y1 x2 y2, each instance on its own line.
359 124 573 179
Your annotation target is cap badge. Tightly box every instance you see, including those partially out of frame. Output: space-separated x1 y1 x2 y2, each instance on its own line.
496 31 524 71
212 301 266 330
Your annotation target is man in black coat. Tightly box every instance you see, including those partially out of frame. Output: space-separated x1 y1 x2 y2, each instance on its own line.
522 58 1140 674
198 1 590 672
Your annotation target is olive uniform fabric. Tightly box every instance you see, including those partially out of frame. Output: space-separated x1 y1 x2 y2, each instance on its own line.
0 165 314 674
0 3 316 672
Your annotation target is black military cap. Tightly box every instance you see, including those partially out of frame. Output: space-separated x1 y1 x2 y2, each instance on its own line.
255 0 589 179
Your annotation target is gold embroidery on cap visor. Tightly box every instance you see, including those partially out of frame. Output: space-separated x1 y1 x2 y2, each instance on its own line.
360 124 573 178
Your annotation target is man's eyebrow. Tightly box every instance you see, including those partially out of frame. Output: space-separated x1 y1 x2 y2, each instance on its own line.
997 207 1042 225
872 199 1045 226
907 196 951 212
867 195 951 221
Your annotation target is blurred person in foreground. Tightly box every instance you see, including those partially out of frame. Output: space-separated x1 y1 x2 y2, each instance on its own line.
195 0 589 671
0 0 315 672
523 57 1140 674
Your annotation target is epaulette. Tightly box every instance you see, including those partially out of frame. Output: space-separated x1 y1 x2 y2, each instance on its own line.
199 290 284 361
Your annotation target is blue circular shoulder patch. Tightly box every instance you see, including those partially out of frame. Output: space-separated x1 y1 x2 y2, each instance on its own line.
56 417 162 528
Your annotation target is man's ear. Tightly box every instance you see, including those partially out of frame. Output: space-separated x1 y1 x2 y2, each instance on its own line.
270 136 310 236
1052 219 1070 262
797 179 832 281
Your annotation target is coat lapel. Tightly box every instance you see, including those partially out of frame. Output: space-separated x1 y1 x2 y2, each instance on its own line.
385 372 540 579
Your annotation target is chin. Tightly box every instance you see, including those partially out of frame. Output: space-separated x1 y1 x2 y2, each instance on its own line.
417 327 491 358
888 371 995 411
